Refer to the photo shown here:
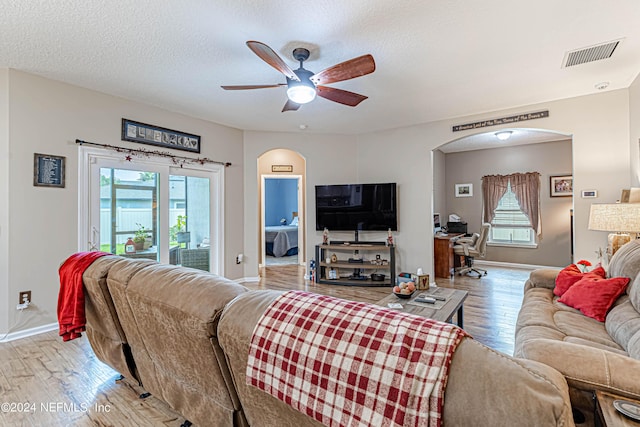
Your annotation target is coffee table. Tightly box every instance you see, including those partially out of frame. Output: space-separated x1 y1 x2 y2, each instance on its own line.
376 287 468 328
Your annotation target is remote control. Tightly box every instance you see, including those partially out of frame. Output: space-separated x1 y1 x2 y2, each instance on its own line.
415 296 436 304
432 296 446 301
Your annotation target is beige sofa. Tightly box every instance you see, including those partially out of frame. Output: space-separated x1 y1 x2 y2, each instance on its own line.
81 255 575 426
515 239 640 424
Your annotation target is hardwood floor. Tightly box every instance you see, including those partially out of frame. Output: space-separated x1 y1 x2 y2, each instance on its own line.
0 264 531 426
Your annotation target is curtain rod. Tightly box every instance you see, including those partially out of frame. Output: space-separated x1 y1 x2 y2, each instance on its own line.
75 139 232 167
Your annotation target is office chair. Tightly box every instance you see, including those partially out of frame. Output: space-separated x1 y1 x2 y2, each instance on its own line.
454 223 491 278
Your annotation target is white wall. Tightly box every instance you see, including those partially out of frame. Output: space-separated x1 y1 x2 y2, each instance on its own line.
1 70 244 336
241 90 632 282
631 73 640 187
2 69 637 336
357 90 630 278
0 69 9 334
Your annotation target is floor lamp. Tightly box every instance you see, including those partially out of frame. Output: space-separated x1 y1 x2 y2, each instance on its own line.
588 203 640 259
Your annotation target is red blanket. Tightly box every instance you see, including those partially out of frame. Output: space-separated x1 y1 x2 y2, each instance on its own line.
246 291 468 427
57 251 110 341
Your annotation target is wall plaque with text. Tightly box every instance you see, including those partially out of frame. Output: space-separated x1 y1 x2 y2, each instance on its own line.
34 153 66 188
452 110 549 132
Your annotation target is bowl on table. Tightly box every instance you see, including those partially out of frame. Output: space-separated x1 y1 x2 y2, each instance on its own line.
393 289 415 299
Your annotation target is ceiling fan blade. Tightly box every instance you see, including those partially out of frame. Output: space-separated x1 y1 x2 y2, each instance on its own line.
316 86 368 107
282 99 301 112
310 54 375 85
246 41 300 82
221 84 286 90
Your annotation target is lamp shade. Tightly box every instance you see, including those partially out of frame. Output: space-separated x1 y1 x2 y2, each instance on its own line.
588 203 640 232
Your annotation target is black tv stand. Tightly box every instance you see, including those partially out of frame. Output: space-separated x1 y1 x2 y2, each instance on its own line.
315 242 395 287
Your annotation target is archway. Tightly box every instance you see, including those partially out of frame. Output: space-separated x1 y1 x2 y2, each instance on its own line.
257 149 307 267
432 127 574 268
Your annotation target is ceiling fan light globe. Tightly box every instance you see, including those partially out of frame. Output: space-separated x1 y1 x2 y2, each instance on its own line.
287 85 317 104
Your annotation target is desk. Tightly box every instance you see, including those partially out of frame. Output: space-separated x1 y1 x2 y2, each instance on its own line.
434 234 463 278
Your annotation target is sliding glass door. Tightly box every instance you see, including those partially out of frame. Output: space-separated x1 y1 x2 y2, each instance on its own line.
80 147 224 275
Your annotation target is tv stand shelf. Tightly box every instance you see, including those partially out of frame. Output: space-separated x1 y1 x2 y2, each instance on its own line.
315 243 395 287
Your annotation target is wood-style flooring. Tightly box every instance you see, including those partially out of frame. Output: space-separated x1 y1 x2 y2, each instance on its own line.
0 264 531 426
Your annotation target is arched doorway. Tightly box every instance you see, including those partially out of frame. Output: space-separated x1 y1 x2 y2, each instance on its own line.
257 149 307 267
432 127 574 267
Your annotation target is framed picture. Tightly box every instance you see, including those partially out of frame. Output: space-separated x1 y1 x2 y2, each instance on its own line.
121 118 201 153
455 183 473 197
581 190 598 198
550 175 573 197
33 153 65 188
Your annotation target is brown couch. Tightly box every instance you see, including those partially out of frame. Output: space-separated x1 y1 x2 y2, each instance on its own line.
81 255 575 426
515 239 640 425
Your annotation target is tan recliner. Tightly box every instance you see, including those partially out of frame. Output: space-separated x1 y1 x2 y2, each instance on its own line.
454 223 490 277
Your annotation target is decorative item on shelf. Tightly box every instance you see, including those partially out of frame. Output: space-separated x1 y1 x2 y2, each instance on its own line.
125 237 136 254
280 217 287 225
588 203 640 259
328 268 338 280
386 228 394 246
323 227 329 245
331 253 338 263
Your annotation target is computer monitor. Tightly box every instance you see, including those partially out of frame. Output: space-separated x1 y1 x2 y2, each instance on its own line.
434 213 441 233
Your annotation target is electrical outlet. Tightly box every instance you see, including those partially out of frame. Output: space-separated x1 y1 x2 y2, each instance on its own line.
19 290 31 305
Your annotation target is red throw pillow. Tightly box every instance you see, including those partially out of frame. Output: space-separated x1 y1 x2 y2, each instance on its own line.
558 276 630 322
554 264 606 297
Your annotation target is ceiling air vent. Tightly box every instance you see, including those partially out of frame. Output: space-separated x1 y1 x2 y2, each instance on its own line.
562 39 622 68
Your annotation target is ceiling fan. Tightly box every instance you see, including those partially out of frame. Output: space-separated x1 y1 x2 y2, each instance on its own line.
221 41 375 112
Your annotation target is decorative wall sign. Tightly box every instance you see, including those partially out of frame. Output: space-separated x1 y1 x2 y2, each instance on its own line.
272 164 293 172
34 153 66 188
121 118 201 153
550 175 573 197
452 110 549 132
581 190 598 198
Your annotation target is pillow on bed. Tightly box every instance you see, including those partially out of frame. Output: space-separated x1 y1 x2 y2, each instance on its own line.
290 216 299 226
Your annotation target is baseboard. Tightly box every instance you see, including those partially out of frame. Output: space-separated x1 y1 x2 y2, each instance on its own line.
0 322 58 343
235 276 260 283
474 260 558 270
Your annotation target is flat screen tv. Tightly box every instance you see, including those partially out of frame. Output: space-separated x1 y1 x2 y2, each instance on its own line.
315 183 397 231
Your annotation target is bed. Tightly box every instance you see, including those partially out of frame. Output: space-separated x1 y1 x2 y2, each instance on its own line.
265 225 299 257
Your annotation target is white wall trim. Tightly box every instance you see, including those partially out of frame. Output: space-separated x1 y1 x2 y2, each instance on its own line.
0 322 58 343
235 276 260 283
474 260 559 270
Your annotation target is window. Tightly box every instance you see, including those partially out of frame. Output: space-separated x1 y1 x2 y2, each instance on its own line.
482 172 540 248
490 183 534 245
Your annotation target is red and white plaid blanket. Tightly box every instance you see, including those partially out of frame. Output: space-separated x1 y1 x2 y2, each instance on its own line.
246 291 468 427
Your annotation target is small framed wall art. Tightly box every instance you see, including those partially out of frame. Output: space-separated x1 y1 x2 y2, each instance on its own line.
121 118 201 153
455 183 473 197
581 190 598 198
550 175 573 197
33 153 65 188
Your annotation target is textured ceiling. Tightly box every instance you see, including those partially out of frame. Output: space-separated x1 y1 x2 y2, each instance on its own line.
1 0 640 137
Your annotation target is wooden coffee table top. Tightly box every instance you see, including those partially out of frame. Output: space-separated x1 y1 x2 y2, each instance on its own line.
376 286 468 325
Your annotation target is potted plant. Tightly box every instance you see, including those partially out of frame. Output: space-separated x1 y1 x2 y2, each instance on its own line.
171 215 190 247
133 223 152 250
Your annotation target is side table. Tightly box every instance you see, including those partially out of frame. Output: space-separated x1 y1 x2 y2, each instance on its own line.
596 390 640 426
